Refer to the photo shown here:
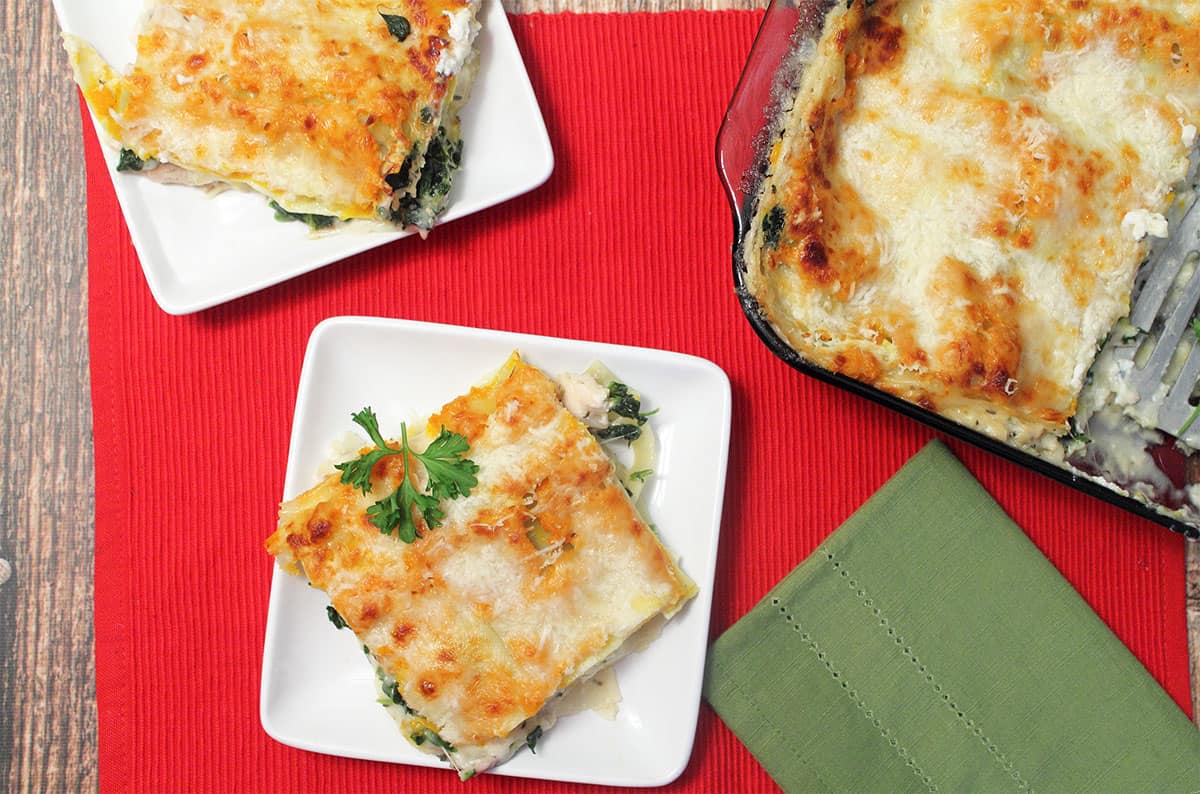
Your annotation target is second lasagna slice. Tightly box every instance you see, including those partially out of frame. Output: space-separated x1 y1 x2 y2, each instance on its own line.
266 353 696 777
66 0 481 230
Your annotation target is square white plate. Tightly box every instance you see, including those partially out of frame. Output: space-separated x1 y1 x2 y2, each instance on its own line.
53 0 553 315
260 317 731 786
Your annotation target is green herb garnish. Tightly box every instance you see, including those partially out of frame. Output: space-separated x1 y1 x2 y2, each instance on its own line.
415 130 462 201
417 427 480 500
761 205 786 249
591 380 655 444
607 382 644 424
524 725 544 754
393 127 463 228
326 605 349 630
367 477 442 543
268 199 336 230
374 666 416 712
117 148 145 172
383 680 412 711
381 13 411 42
335 408 479 542
594 423 642 442
385 149 416 192
412 728 455 754
629 468 653 482
607 381 656 425
335 407 401 493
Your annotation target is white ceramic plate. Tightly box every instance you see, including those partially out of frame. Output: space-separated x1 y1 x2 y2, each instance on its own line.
53 0 553 315
260 317 731 786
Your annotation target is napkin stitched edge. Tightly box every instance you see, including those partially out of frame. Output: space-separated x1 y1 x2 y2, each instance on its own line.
704 440 1200 793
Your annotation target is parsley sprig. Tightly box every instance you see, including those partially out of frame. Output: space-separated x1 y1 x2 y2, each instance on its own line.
335 407 479 543
335 407 401 491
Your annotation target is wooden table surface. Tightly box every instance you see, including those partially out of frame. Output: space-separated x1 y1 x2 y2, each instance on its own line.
3 0 1198 790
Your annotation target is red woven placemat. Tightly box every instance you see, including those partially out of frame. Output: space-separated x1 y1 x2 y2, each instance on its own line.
85 11 1191 793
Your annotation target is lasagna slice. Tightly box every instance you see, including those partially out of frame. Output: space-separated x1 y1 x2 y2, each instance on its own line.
743 0 1200 451
65 0 481 230
265 353 695 777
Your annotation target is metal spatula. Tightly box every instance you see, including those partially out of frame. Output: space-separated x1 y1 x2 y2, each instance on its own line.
1101 188 1200 444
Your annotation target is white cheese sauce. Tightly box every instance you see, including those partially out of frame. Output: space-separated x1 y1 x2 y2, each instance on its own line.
556 371 610 429
436 6 481 77
1121 209 1170 241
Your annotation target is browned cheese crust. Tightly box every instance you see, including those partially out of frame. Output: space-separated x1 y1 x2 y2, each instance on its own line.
265 354 694 767
744 0 1200 446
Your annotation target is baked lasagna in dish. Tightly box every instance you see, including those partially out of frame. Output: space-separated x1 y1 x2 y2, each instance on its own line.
742 0 1200 513
265 353 695 777
66 0 481 231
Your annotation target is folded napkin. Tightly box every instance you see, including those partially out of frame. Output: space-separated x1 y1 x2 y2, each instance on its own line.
704 441 1200 793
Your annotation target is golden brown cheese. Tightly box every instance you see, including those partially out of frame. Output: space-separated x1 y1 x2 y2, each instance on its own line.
744 0 1200 445
265 353 695 776
66 0 480 227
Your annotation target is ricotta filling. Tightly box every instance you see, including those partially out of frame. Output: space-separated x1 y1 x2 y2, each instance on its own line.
1122 209 1170 242
436 7 481 77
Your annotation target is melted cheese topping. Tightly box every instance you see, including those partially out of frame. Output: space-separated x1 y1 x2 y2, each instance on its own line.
66 0 479 223
744 0 1200 445
266 354 695 776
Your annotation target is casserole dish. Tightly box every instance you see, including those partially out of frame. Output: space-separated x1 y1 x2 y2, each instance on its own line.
719 0 1200 539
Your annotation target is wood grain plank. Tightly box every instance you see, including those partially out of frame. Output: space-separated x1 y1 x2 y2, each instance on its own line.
1188 542 1199 723
0 0 96 791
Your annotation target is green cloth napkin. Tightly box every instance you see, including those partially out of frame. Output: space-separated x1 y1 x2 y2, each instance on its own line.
704 441 1200 793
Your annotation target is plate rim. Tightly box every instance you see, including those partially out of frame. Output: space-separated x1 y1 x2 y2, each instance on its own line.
53 0 555 315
